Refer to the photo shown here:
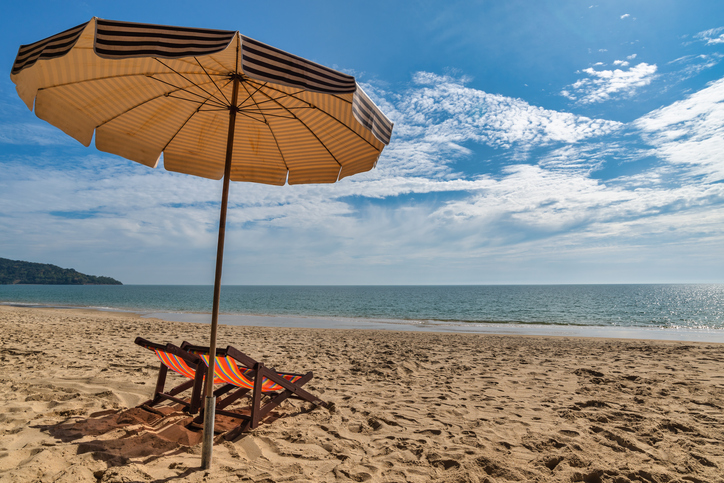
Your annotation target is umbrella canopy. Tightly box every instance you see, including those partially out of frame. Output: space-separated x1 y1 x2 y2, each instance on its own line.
11 18 392 183
10 17 393 469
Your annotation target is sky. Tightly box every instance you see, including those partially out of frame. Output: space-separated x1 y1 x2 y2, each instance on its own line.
1 1 723 285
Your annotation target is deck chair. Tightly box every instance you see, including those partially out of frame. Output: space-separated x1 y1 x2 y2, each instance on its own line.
134 337 229 415
136 338 327 439
182 342 327 440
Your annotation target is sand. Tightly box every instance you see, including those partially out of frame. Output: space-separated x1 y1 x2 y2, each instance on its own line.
0 305 723 483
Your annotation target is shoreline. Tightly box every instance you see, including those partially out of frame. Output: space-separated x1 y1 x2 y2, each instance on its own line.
4 301 724 343
144 310 724 343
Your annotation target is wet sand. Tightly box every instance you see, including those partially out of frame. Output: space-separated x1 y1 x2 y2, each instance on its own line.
1 305 723 482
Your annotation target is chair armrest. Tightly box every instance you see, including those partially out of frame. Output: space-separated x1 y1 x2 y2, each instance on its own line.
135 337 167 351
225 345 260 369
135 338 202 367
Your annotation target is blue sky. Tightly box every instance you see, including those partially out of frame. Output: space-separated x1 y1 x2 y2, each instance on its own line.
1 1 723 284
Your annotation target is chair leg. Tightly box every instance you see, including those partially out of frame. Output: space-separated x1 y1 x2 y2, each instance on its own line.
148 363 168 406
144 362 204 414
250 363 264 429
257 372 315 421
213 384 236 399
224 420 252 441
216 387 251 410
222 371 316 440
166 379 196 397
188 364 206 414
136 341 212 415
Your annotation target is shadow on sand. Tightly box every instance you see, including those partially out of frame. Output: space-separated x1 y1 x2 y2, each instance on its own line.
30 405 250 481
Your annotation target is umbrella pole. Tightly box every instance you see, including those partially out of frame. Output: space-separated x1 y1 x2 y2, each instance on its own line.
202 75 240 470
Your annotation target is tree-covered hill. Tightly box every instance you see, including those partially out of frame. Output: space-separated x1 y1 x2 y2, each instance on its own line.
0 258 122 285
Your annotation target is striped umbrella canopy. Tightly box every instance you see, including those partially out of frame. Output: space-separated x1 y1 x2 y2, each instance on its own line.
10 17 393 468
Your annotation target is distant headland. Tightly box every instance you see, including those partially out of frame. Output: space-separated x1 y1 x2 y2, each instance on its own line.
0 257 122 285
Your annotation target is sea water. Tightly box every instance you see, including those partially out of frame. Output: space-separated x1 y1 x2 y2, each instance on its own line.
1 284 723 341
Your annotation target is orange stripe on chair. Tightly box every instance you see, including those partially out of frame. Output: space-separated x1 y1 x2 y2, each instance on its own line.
217 357 254 389
155 349 202 380
193 353 229 385
196 353 303 392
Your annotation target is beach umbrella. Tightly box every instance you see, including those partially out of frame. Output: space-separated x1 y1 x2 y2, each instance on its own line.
10 18 393 469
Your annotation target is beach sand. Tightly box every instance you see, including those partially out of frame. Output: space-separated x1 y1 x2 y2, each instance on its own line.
0 305 723 483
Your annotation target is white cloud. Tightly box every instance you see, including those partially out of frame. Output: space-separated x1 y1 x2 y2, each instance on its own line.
536 143 644 175
695 27 724 45
427 163 724 243
562 63 658 104
0 158 223 250
635 77 724 182
388 72 622 173
667 53 724 82
620 14 630 19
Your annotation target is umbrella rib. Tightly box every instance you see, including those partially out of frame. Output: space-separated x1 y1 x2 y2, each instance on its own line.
195 57 231 106
93 84 224 130
154 58 229 108
241 111 298 120
237 75 267 110
237 80 297 121
157 97 215 154
238 80 290 173
164 94 227 110
237 83 298 121
148 76 228 110
29 71 224 103
241 89 306 109
245 79 381 151
236 111 267 123
237 78 311 112
251 81 342 168
242 96 286 108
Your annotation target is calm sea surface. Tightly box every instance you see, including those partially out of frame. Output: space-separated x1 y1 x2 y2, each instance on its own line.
1 284 723 341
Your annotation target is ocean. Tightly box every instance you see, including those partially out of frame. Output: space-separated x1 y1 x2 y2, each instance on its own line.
1 284 723 342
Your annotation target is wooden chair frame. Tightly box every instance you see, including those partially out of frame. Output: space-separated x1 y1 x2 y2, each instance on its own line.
134 337 209 415
135 337 327 440
182 342 326 440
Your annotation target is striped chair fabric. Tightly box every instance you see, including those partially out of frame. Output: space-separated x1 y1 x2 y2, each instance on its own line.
194 352 303 392
154 348 223 384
